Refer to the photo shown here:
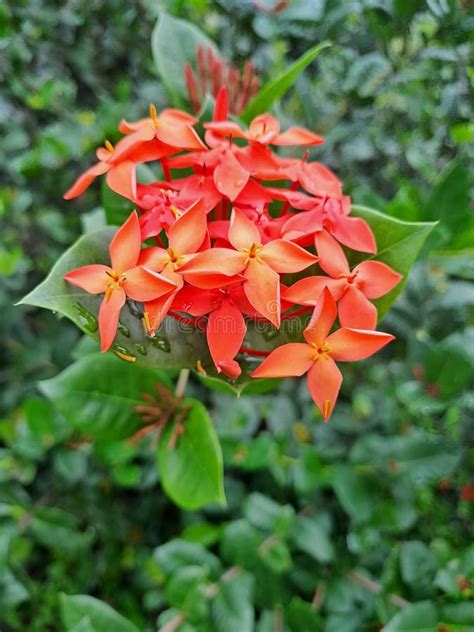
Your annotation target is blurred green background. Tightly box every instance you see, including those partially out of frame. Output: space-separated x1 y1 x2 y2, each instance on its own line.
0 1 473 630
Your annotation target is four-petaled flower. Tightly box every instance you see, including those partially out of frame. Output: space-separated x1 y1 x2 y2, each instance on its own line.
180 209 318 327
64 212 176 351
284 230 402 329
252 289 394 420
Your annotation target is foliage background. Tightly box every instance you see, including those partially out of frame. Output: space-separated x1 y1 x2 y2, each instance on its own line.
0 0 473 630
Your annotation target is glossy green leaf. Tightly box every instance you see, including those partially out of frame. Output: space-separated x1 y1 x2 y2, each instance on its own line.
351 205 437 320
151 12 221 106
157 400 225 510
241 42 331 123
291 516 334 563
60 594 140 632
39 353 170 440
18 227 211 370
383 601 438 632
210 571 255 632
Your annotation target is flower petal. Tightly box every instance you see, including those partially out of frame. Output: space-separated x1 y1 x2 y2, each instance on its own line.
251 343 314 378
306 357 342 421
179 248 247 277
303 288 338 346
244 260 280 327
315 229 350 277
143 291 177 334
98 288 126 352
207 301 246 373
283 276 345 305
106 161 137 201
169 199 207 255
273 126 325 146
109 212 141 273
155 122 206 151
122 266 176 302
261 239 318 273
354 260 402 299
64 264 110 294
331 216 377 253
248 114 280 144
64 162 109 199
327 328 394 362
228 209 261 251
184 273 244 289
204 121 246 138
138 247 169 272
213 150 249 201
172 286 216 316
298 162 343 198
338 286 377 329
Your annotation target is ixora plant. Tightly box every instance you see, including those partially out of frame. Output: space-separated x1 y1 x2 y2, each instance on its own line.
20 14 435 511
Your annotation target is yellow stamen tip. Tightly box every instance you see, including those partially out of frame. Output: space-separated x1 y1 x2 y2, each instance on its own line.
104 139 114 153
196 360 207 376
114 351 136 363
323 400 331 420
170 205 182 219
149 103 158 120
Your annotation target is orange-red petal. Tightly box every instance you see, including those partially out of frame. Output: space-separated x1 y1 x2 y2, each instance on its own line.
315 230 349 278
109 212 141 274
207 301 246 373
244 260 280 327
228 209 261 251
338 286 378 330
327 328 394 362
283 276 345 305
306 357 342 421
251 343 314 378
179 248 247 277
98 287 126 352
303 288 338 346
273 126 325 146
122 266 176 302
354 260 402 299
64 264 110 294
261 239 318 273
64 162 109 200
213 150 249 201
106 161 137 201
168 199 207 255
331 216 377 254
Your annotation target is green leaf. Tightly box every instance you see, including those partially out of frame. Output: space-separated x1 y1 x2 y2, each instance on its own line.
157 400 225 510
291 516 334 563
343 52 391 98
210 572 255 632
18 227 211 370
351 431 461 486
154 539 221 578
241 42 331 123
383 601 438 632
60 594 140 632
422 159 471 252
351 205 437 320
400 541 437 596
40 353 169 440
330 464 373 523
151 12 221 106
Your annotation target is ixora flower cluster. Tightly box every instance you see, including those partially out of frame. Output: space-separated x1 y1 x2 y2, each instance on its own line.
63 89 401 420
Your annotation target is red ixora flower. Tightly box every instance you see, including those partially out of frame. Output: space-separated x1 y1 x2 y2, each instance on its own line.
284 229 402 329
252 289 394 420
64 212 176 351
63 90 401 420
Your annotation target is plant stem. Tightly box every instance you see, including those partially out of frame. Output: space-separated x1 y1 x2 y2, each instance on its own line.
175 368 190 399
